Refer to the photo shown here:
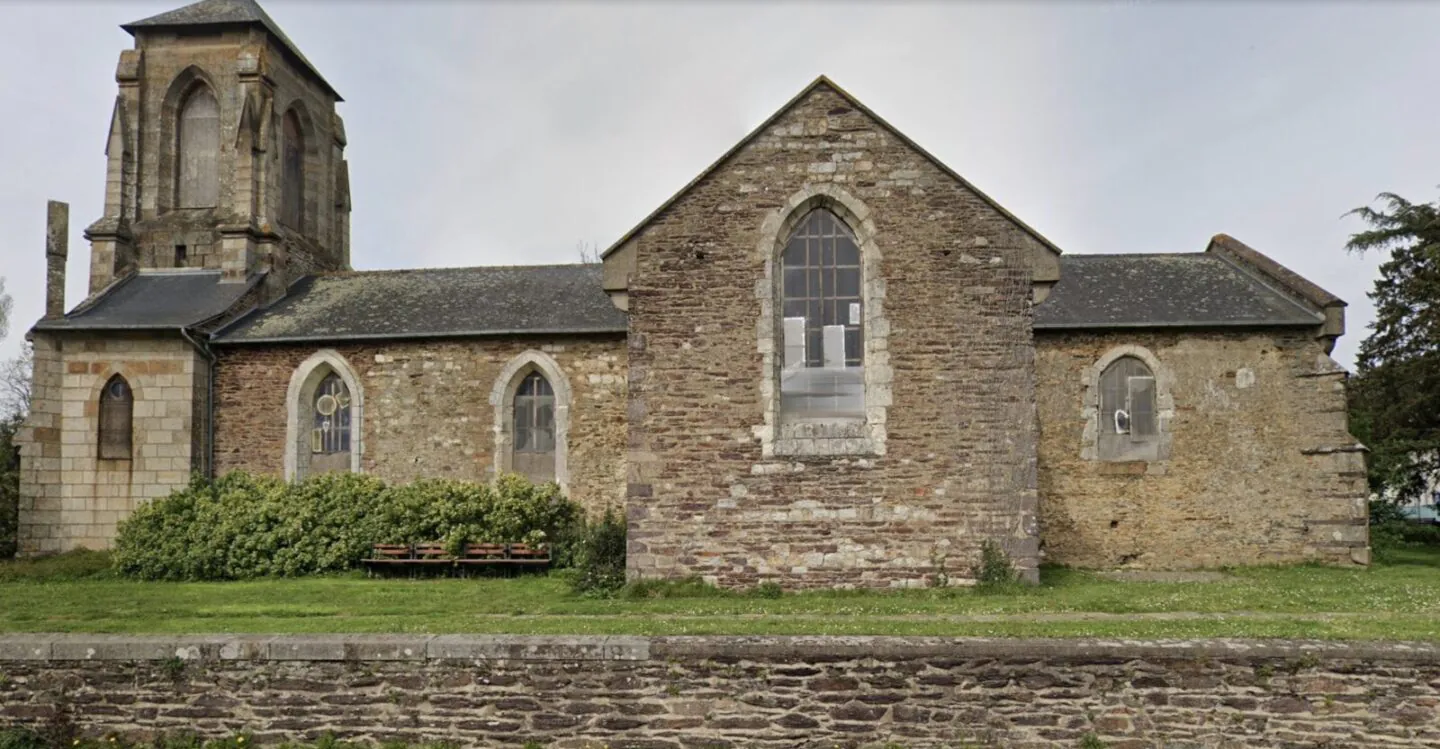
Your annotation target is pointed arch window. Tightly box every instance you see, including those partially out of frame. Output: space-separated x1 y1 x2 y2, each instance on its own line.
177 86 220 208
98 375 133 460
512 372 556 483
779 208 864 419
1098 356 1158 461
281 109 305 230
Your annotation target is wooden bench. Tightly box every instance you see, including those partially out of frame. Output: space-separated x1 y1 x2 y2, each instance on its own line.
362 542 551 577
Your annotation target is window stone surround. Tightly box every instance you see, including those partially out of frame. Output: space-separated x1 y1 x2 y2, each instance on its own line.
284 349 364 480
755 183 891 459
1081 344 1174 464
489 350 572 493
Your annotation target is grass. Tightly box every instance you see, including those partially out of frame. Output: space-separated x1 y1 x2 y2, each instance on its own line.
0 547 1437 640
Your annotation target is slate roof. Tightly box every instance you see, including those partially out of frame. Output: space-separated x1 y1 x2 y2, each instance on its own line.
213 264 628 344
1034 253 1326 330
122 0 340 100
34 270 254 331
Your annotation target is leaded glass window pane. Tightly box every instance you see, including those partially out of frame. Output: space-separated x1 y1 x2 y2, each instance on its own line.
779 209 864 419
513 372 556 483
514 372 555 455
312 372 351 454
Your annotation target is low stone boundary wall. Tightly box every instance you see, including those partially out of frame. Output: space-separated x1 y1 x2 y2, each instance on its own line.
2 635 1439 747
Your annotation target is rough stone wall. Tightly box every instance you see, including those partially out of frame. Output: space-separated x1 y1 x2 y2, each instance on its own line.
625 82 1040 589
1035 329 1369 569
212 337 627 512
16 334 205 553
2 635 1439 748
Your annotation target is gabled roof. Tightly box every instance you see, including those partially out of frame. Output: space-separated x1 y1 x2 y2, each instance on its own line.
213 264 628 344
1034 253 1326 330
601 75 1061 260
122 0 340 101
33 269 255 332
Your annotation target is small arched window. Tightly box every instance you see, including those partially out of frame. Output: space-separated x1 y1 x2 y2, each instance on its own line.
177 86 220 208
1098 356 1158 461
311 372 351 455
98 375 133 460
281 109 305 230
512 372 556 483
779 208 863 419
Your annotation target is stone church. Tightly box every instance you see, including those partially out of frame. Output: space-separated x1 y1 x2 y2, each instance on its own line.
16 0 1369 586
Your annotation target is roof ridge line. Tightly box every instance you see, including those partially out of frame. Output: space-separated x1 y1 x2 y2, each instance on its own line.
313 263 602 276
1062 252 1211 259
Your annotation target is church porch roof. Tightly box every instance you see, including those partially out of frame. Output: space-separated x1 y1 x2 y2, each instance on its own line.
33 269 256 332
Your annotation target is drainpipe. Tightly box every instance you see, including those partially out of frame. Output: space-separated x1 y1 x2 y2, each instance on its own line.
179 327 217 480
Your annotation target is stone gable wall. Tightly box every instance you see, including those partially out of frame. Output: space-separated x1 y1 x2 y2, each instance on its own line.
1 635 1438 747
16 334 206 554
212 337 627 512
624 83 1040 589
1035 329 1368 569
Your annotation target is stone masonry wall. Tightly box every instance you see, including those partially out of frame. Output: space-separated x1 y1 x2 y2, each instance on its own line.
2 635 1439 747
212 337 627 513
1035 330 1369 569
16 334 206 554
625 82 1040 589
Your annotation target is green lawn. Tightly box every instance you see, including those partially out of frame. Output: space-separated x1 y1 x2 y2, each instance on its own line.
0 548 1437 640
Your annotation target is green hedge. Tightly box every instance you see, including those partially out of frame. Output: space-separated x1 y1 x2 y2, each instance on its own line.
113 471 584 581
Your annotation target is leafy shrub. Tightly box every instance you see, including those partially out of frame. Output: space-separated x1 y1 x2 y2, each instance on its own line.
569 507 627 596
971 540 1020 592
113 471 583 581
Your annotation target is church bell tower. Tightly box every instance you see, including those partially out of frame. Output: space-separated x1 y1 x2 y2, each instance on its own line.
88 0 351 295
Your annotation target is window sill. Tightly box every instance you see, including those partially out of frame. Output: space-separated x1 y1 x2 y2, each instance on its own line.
1096 460 1167 477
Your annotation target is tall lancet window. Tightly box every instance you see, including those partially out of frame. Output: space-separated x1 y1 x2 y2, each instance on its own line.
177 86 220 208
779 208 864 419
512 372 557 483
98 375 134 460
281 109 305 230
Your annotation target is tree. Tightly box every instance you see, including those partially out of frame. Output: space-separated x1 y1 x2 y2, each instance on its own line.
1345 191 1440 502
0 277 10 343
0 277 15 557
0 341 31 420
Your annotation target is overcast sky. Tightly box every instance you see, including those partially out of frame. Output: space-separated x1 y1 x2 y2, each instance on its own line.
2 0 1437 371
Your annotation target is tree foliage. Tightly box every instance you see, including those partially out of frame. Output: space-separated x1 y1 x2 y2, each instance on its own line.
1346 191 1440 501
0 277 11 343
